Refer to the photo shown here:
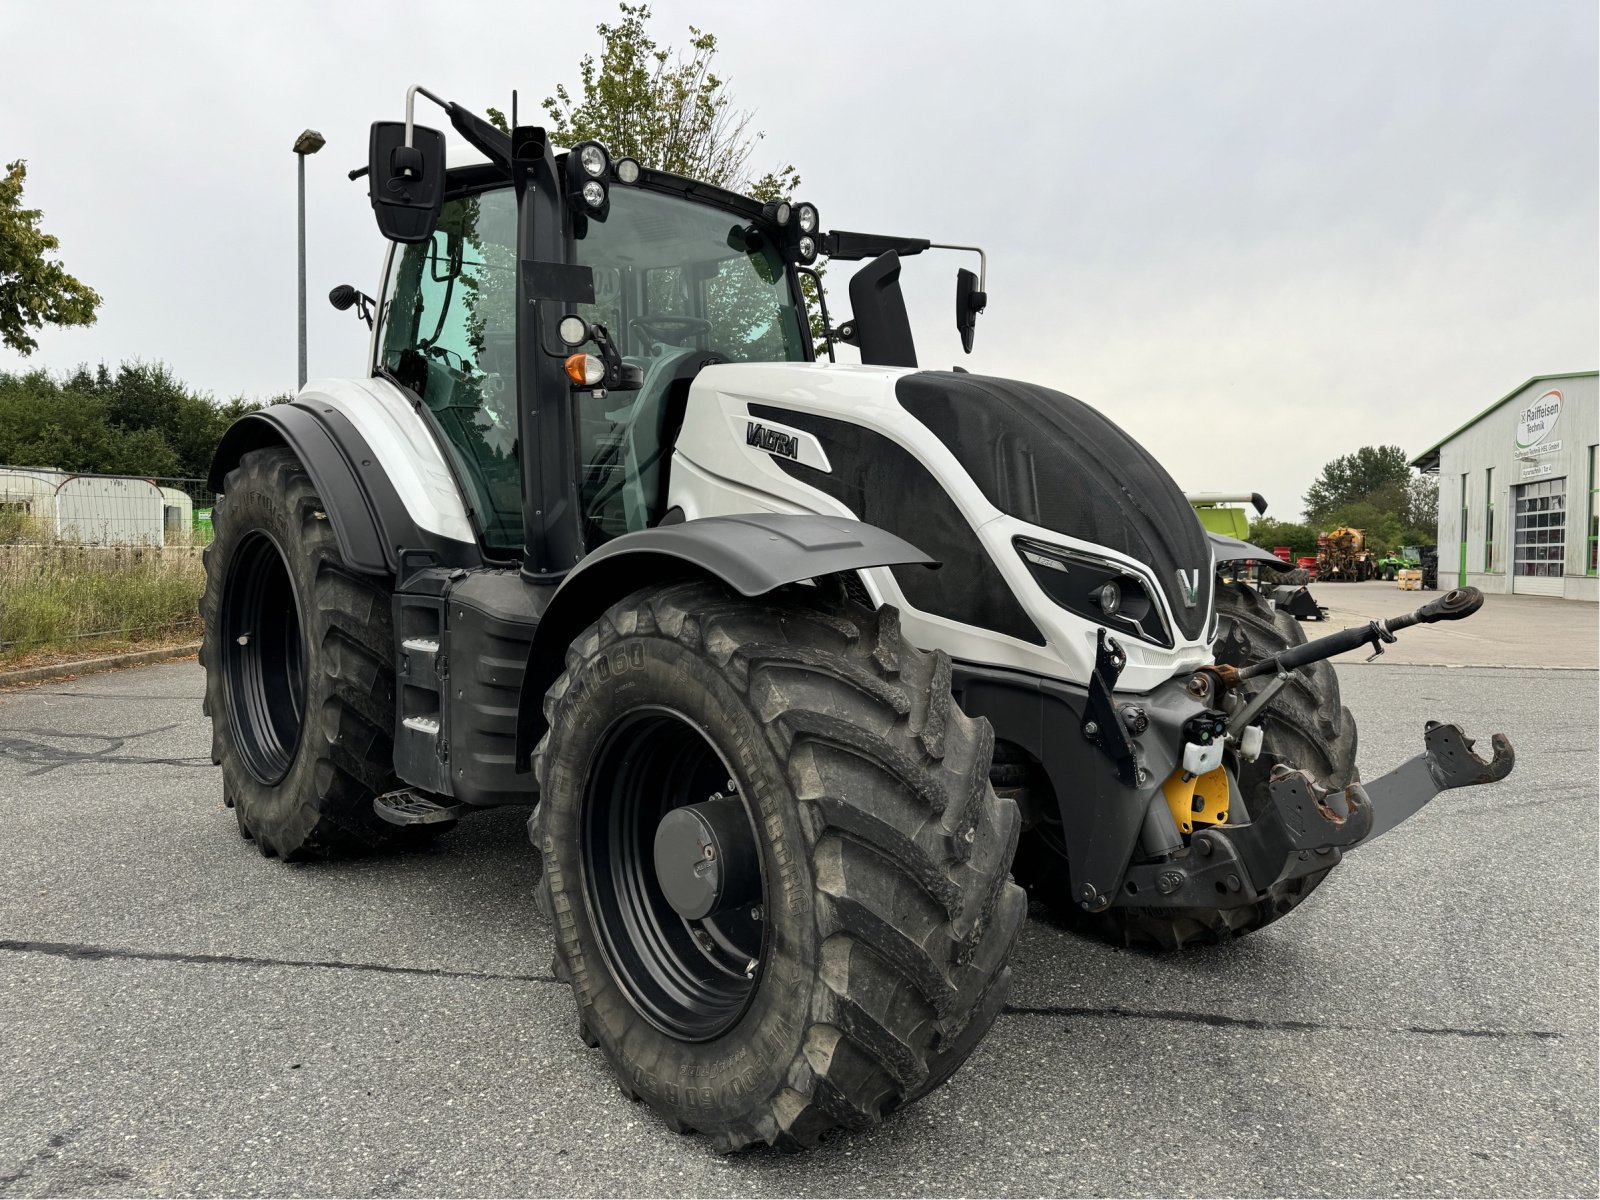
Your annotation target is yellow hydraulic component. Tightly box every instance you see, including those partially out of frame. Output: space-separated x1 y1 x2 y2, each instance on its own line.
1162 765 1231 835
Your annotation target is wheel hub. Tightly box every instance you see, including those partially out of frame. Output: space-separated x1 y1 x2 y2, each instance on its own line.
653 797 762 921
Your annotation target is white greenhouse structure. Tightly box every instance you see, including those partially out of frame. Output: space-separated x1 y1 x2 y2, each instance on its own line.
0 466 196 545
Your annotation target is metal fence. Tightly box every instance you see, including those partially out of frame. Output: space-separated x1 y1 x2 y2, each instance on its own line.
0 467 216 547
0 468 214 657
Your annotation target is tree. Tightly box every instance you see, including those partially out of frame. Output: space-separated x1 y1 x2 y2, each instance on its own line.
507 4 825 348
1406 474 1438 540
0 160 101 355
0 361 270 479
537 4 799 199
1302 445 1413 525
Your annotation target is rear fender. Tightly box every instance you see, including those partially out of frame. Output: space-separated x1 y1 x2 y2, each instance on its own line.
513 513 935 768
209 402 479 576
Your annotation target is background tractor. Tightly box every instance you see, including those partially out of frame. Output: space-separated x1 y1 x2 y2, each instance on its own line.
198 86 1513 1151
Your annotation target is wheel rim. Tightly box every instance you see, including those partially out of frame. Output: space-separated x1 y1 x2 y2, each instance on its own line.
221 531 307 785
581 708 767 1042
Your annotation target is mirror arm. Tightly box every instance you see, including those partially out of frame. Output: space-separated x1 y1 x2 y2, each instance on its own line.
403 85 450 150
930 242 986 294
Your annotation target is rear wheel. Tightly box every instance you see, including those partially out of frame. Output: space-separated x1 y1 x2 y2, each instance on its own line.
530 581 1025 1151
1013 575 1358 949
201 446 428 859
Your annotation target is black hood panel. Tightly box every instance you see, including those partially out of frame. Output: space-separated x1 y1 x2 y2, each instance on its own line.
896 371 1212 641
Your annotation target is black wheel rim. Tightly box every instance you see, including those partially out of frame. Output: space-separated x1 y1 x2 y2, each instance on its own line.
221 531 307 785
580 708 767 1042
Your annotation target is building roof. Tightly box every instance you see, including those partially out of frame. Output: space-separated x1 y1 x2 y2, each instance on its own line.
1410 371 1598 472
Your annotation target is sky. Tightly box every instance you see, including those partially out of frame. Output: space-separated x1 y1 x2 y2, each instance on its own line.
2 0 1595 521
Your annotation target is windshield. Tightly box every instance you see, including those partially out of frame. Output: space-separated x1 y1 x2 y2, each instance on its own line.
568 185 808 548
570 186 808 363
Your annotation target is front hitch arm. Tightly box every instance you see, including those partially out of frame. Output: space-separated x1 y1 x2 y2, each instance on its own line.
1228 721 1514 891
1121 721 1515 909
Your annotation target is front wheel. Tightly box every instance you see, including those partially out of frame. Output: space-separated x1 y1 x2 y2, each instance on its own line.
530 581 1025 1151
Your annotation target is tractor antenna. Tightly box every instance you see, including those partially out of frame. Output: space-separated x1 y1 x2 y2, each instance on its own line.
512 89 518 128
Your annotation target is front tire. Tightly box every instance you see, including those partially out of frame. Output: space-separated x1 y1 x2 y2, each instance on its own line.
530 581 1025 1151
200 446 420 860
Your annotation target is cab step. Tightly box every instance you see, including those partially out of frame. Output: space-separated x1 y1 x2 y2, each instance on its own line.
373 788 462 827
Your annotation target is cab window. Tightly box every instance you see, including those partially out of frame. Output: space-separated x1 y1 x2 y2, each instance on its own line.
378 187 521 553
569 186 808 544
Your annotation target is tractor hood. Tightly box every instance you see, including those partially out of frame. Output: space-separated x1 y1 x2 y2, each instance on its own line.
893 371 1215 642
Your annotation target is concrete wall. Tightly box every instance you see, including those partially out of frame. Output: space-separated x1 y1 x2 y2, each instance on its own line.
1435 374 1597 601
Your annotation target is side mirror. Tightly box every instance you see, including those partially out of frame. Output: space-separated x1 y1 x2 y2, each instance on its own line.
955 267 987 354
366 121 447 244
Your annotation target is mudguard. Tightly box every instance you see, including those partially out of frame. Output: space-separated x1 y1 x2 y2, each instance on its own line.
513 513 935 767
1207 530 1290 567
209 403 479 575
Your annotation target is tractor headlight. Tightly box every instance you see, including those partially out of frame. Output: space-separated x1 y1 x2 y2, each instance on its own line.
581 179 607 209
577 142 608 177
797 235 816 262
796 203 818 234
1013 537 1171 648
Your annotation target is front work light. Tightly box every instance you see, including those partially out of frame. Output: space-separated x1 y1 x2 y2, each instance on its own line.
762 199 792 227
614 157 641 184
576 142 608 177
557 315 590 346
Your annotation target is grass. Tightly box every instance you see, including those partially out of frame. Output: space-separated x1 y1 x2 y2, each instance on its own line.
0 528 205 666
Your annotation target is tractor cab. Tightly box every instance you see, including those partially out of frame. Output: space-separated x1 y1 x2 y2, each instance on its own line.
355 86 984 576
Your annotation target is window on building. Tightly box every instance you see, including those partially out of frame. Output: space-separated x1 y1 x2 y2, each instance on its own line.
1484 467 1494 572
1513 478 1567 578
1588 445 1597 576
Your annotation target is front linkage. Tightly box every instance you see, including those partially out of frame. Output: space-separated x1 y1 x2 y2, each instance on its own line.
1110 587 1514 911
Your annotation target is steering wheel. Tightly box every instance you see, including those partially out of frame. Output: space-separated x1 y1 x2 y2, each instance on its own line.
628 315 712 346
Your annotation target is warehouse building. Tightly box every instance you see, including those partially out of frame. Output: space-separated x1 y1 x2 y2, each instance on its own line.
1411 371 1597 601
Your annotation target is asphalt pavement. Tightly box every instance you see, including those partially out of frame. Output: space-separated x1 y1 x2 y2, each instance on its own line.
0 659 1595 1197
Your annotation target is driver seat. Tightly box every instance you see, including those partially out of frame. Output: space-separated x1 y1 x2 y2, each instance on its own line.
619 347 727 531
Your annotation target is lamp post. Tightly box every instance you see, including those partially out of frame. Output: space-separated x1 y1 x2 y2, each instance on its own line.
292 129 326 391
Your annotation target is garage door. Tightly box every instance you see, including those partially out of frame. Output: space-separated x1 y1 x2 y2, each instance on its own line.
1512 477 1566 596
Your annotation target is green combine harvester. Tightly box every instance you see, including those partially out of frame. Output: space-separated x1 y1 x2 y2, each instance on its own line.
1187 493 1327 621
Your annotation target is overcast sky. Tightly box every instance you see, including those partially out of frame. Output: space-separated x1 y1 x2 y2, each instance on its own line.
3 0 1595 519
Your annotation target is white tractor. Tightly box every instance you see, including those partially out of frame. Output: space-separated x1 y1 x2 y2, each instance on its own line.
200 86 1513 1151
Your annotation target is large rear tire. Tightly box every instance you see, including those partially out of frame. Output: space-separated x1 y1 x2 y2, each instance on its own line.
1013 575 1358 949
200 446 424 860
530 581 1025 1151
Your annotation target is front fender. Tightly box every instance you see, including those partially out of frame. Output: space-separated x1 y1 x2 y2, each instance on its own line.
1207 530 1291 568
513 513 935 768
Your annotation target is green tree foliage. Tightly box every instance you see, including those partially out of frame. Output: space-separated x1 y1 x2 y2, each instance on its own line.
0 160 102 355
516 4 825 349
539 4 799 198
1301 444 1438 555
0 362 272 478
1302 445 1413 524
